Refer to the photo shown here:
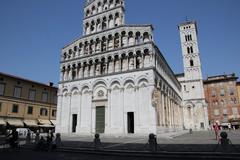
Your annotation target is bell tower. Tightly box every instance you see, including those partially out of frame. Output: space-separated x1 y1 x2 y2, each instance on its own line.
179 21 205 100
178 21 209 130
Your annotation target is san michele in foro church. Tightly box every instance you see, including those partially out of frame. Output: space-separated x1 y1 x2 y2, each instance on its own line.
56 0 209 135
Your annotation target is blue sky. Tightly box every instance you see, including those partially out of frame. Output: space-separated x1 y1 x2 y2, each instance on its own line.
0 0 239 85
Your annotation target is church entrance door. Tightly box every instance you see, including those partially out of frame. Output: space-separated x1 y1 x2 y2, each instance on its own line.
72 114 77 133
96 106 105 133
127 112 134 133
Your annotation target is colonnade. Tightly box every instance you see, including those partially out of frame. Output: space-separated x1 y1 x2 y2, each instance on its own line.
61 49 152 82
84 11 124 35
62 31 151 61
156 89 183 130
85 0 123 18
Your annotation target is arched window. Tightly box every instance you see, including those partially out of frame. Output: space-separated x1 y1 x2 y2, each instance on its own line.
103 0 108 10
189 34 192 41
116 0 120 6
97 2 102 13
89 40 94 54
79 43 83 54
85 22 90 35
108 15 114 28
63 52 67 60
108 34 114 50
86 10 90 17
102 17 107 30
72 68 76 80
135 32 141 44
143 32 150 42
115 12 120 26
190 59 194 67
84 41 89 55
68 49 72 59
102 37 107 51
187 47 190 54
90 21 95 33
187 106 191 118
109 0 114 8
74 46 77 52
190 46 193 53
128 31 134 45
121 31 127 47
114 33 120 49
92 6 96 15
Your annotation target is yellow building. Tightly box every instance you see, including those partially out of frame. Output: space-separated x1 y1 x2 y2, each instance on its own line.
0 72 57 134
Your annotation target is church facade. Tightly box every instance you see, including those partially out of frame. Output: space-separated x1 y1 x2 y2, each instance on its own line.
56 0 183 135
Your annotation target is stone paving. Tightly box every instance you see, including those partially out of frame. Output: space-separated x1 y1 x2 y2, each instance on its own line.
59 130 240 152
61 130 240 144
1 130 240 152
0 130 240 160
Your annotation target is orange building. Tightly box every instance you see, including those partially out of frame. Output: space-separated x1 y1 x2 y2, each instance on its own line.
0 72 57 134
237 82 240 103
204 74 240 129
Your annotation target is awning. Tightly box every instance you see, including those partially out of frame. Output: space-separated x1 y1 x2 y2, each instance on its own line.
220 123 230 126
23 119 38 127
0 118 6 126
6 119 24 127
38 119 54 128
38 119 52 125
231 122 240 125
38 124 54 128
50 120 56 126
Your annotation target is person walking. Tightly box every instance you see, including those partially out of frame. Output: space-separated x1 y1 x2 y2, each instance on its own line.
7 128 19 148
228 123 231 131
214 123 220 141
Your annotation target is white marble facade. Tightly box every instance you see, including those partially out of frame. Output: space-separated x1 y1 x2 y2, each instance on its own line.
56 0 183 135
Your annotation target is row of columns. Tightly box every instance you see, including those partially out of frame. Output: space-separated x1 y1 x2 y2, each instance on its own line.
85 0 122 18
63 32 151 61
57 86 146 134
84 13 123 35
61 53 152 82
157 90 182 129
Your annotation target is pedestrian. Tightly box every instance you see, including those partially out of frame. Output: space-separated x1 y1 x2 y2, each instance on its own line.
50 130 54 142
35 131 40 144
37 136 46 151
7 128 19 148
26 130 31 144
55 133 62 148
214 123 220 141
228 123 231 131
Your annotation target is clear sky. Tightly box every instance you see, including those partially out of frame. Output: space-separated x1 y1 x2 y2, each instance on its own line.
0 0 239 85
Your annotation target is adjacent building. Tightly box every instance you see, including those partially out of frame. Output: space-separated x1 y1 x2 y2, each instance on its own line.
204 74 240 129
237 82 240 103
176 21 209 130
0 72 58 134
56 0 183 135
